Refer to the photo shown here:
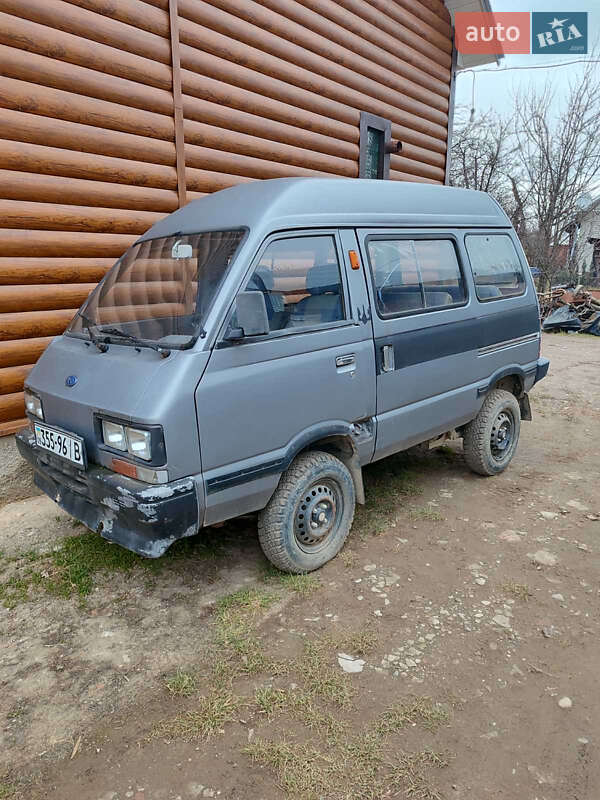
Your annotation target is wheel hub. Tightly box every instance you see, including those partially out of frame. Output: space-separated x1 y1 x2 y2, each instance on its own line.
294 483 338 548
490 410 513 459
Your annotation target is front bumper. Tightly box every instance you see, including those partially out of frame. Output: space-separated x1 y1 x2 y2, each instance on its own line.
16 428 199 558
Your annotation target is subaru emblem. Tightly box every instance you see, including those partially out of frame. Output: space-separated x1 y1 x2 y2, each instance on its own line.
65 375 78 387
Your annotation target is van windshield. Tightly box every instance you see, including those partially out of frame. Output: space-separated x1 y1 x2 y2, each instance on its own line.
67 229 245 348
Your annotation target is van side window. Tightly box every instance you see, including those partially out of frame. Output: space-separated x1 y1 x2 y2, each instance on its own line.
367 238 466 317
244 235 346 331
465 234 526 301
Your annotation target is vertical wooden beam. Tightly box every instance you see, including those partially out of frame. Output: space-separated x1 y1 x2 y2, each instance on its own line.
168 0 186 207
444 34 458 186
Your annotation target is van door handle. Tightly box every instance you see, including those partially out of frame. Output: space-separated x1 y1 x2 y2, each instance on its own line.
381 345 395 372
336 353 356 368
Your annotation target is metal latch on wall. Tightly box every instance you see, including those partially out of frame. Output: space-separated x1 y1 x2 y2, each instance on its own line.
381 345 395 372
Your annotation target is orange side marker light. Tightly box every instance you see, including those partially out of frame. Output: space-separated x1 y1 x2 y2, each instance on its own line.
349 250 361 270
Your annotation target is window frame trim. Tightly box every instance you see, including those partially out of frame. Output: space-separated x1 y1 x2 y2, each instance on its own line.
359 111 391 180
220 228 352 343
463 231 528 303
364 232 470 321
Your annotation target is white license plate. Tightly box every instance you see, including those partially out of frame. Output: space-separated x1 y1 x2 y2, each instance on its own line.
34 423 86 467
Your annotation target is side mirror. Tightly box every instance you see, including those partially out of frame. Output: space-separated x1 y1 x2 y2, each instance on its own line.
228 291 269 339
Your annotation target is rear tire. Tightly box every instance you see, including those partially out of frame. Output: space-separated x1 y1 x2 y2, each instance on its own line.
258 450 355 573
463 389 521 476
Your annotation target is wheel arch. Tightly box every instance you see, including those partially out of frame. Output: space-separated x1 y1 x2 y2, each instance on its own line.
477 365 532 421
281 424 366 505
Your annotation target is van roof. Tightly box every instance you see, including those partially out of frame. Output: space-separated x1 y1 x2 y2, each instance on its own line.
139 178 511 242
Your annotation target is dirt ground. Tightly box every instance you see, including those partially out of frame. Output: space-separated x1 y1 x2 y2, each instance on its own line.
1 332 600 800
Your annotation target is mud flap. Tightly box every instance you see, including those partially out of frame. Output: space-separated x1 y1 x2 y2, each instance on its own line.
519 393 532 421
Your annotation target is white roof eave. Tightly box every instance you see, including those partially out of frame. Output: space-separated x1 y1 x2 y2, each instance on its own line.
444 0 503 70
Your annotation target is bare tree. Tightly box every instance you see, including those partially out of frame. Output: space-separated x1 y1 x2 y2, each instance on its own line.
449 109 522 229
512 62 600 290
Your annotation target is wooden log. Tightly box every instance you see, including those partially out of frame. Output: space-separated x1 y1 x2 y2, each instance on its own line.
0 258 112 285
399 141 446 170
180 57 358 144
390 154 445 182
0 364 33 394
0 0 172 63
0 417 28 436
183 119 357 177
0 200 162 235
0 109 176 166
0 140 178 189
256 0 450 99
181 89 358 159
176 5 449 138
0 170 179 213
0 43 174 116
393 0 451 34
210 0 450 105
0 77 174 142
390 170 437 184
185 168 252 194
368 0 451 51
0 392 25 423
0 284 96 313
0 336 54 367
333 0 452 67
0 230 136 258
0 10 171 89
178 38 447 155
62 0 170 37
185 147 329 180
0 310 77 340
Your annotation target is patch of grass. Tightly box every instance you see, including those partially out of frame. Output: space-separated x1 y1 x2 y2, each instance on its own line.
352 455 425 538
287 689 347 743
212 587 280 679
0 782 15 800
0 527 227 608
376 697 451 735
255 686 287 717
408 507 444 522
262 565 320 596
300 640 356 709
165 668 198 697
386 749 451 800
503 581 533 602
154 689 240 741
332 627 378 656
340 549 358 569
244 738 333 800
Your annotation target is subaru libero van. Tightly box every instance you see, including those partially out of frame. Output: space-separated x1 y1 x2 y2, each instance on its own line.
17 178 549 572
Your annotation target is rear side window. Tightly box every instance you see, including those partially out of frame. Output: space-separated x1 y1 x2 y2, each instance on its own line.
465 234 526 301
367 238 466 317
243 235 346 332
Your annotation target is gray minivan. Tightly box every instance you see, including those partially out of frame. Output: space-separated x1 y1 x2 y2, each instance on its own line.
17 178 549 572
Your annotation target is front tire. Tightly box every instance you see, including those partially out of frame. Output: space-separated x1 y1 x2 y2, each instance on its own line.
463 389 521 476
258 450 355 573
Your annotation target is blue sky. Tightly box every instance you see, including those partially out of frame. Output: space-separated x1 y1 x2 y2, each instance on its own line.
454 2 600 118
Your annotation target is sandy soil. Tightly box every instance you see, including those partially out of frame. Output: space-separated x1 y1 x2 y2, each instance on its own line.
1 332 599 800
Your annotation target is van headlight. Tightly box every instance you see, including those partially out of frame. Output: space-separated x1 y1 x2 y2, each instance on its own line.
100 419 157 462
24 389 44 420
126 428 152 461
102 420 127 451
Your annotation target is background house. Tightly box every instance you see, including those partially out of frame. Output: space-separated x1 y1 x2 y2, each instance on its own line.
0 0 494 435
569 196 600 282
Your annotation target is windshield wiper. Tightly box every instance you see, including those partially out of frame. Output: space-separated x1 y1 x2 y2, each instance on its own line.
77 310 108 353
99 327 171 358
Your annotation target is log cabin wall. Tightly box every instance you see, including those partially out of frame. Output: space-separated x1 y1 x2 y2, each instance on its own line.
0 0 453 435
